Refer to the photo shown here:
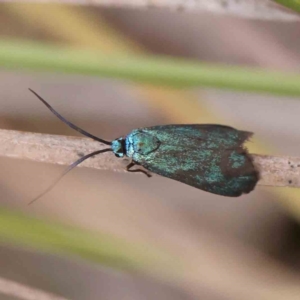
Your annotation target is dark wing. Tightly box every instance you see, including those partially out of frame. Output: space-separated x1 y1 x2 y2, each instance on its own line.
132 124 258 197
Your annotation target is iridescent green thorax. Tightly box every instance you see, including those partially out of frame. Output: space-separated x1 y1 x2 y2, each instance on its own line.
111 130 161 158
125 130 161 158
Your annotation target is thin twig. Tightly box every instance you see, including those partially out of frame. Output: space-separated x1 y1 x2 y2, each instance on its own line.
0 276 70 300
0 0 298 20
0 129 123 172
254 154 300 187
0 129 299 188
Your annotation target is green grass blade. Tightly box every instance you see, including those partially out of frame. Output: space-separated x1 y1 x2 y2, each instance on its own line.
0 39 300 96
0 206 173 272
273 0 300 14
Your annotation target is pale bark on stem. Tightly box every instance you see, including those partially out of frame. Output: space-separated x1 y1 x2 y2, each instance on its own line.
0 276 70 300
0 0 298 20
0 129 298 188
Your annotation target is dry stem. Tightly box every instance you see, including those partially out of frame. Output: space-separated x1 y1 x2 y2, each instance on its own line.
0 129 298 188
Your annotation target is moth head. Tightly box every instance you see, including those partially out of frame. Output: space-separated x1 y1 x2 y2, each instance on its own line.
111 138 126 158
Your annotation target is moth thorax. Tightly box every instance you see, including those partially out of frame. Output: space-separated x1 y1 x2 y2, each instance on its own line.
132 132 160 156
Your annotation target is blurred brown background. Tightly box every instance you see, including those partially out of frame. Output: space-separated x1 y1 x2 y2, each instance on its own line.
0 4 300 300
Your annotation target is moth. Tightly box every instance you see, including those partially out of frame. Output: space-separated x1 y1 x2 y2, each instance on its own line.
29 89 259 203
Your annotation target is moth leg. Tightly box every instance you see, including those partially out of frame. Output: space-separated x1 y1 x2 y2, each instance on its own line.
126 162 152 178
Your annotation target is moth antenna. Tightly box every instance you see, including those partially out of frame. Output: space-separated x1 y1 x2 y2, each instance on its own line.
29 89 111 146
29 148 112 205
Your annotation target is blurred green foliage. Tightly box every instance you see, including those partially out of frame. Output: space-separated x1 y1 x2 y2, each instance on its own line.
274 0 300 13
0 207 174 273
1 39 300 97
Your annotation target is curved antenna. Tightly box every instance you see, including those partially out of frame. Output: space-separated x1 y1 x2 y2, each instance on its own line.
29 148 112 205
29 89 111 146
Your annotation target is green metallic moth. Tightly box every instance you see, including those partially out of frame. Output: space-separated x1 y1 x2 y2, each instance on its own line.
29 89 259 203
